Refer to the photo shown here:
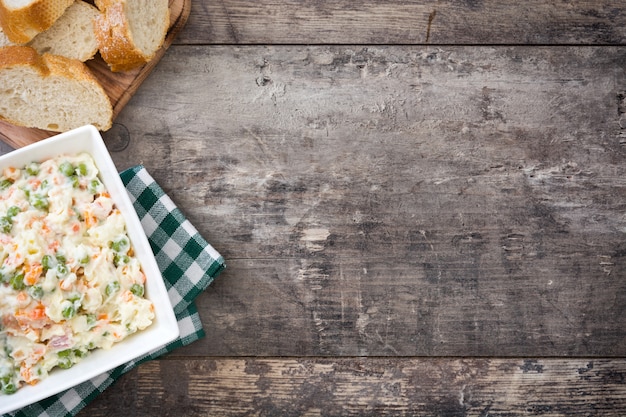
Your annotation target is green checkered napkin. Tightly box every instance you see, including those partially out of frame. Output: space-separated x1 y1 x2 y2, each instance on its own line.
5 165 225 417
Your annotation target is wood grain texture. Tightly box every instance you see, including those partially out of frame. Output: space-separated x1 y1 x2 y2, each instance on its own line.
4 2 626 415
81 357 626 416
103 45 626 357
180 0 626 45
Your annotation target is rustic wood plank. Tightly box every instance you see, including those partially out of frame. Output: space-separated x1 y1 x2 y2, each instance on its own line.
180 0 626 45
79 357 626 416
103 45 626 356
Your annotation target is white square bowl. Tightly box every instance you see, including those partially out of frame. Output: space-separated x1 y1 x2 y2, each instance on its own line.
0 125 180 414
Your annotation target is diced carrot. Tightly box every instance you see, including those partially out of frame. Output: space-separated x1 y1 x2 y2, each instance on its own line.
72 223 80 233
5 251 22 267
16 291 29 303
3 166 18 180
28 178 41 189
29 303 46 320
122 291 133 302
98 313 108 321
24 262 43 286
20 367 31 382
84 211 98 228
20 366 37 384
101 192 110 198
48 240 60 251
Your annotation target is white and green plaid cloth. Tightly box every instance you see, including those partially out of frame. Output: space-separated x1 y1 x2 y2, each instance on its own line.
4 165 225 417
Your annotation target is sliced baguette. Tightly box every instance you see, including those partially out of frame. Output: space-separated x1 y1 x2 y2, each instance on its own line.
0 0 74 44
94 0 169 72
28 0 100 62
0 45 113 132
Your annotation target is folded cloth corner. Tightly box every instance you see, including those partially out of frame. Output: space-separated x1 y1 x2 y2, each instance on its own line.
5 165 225 417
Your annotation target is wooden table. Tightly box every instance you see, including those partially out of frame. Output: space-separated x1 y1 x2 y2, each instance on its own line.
5 1 624 415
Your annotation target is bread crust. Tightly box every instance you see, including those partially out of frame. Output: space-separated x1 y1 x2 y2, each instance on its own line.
0 44 44 70
0 45 113 131
43 51 104 88
0 0 74 44
94 0 169 72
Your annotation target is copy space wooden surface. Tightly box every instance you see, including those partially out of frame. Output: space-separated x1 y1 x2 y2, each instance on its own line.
6 0 618 415
85 358 626 416
184 0 626 45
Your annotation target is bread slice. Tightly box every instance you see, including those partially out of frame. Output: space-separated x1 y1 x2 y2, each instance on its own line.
0 45 113 132
28 0 100 62
94 0 169 72
0 0 74 44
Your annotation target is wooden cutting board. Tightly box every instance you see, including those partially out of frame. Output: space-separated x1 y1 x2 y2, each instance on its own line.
0 0 191 149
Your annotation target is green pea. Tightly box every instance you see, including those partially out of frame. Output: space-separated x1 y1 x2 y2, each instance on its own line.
57 349 72 358
28 285 44 299
2 381 17 395
79 254 91 264
25 163 40 176
57 356 73 369
6 206 20 218
130 283 144 297
114 254 130 267
110 237 129 253
70 175 80 188
30 195 49 211
105 281 120 297
86 314 97 327
77 163 88 176
56 254 67 264
0 179 13 190
42 254 55 271
59 162 74 177
10 274 24 291
56 263 68 277
88 178 102 194
0 216 12 233
62 304 75 319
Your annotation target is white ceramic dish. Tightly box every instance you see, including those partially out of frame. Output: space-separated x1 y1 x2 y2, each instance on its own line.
0 125 179 414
